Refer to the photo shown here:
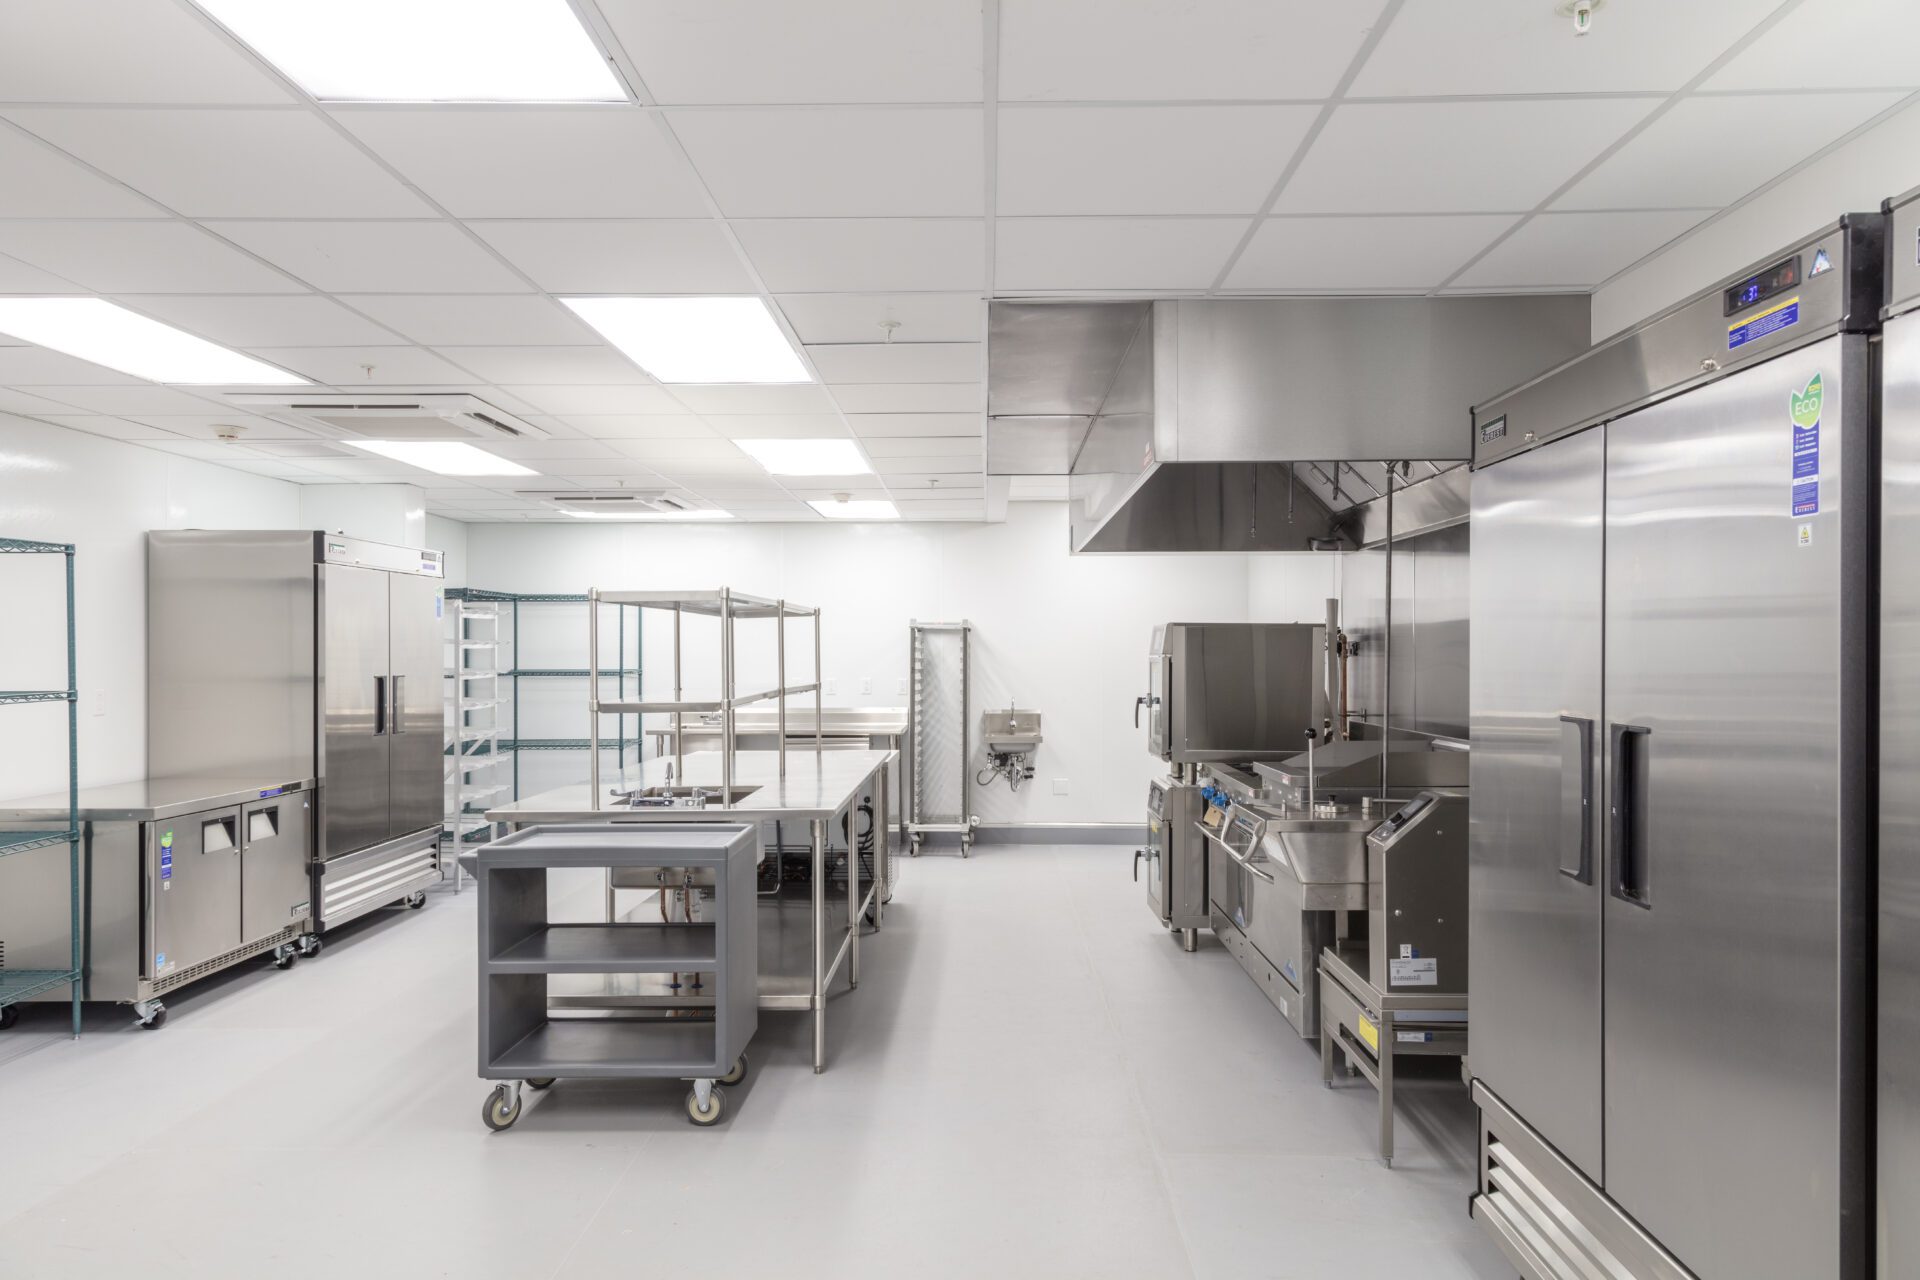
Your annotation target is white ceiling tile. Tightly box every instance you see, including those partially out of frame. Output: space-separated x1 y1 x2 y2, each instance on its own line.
600 0 982 104
333 107 711 218
668 108 981 217
473 220 752 293
806 342 980 383
1556 92 1905 210
559 415 718 439
138 437 268 459
32 414 180 441
733 220 985 292
0 221 299 292
506 384 693 415
245 345 472 384
119 295 401 347
0 127 157 216
0 253 78 293
216 458 321 479
298 457 442 479
1353 0 1777 96
872 455 980 475
882 475 983 493
780 480 890 497
4 109 429 218
668 385 837 415
337 295 594 346
0 347 153 385
861 435 981 458
124 414 323 441
1452 210 1711 288
0 1 293 104
430 347 647 385
999 0 1385 101
849 412 983 436
1277 99 1659 214
1707 0 1920 90
702 414 850 439
0 388 92 416
994 217 1245 290
205 222 526 293
775 293 982 344
831 383 982 413
998 105 1316 216
479 438 620 460
1225 214 1519 290
26 385 232 415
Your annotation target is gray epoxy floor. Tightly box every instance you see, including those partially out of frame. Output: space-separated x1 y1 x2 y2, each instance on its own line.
0 845 1510 1279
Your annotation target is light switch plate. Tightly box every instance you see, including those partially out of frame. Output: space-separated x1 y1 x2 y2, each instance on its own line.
1052 778 1069 795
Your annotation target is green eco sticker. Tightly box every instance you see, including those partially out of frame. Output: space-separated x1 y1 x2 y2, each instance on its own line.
1791 373 1823 429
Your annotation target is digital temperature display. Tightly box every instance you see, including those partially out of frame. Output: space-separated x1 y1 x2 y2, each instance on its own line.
1724 255 1801 315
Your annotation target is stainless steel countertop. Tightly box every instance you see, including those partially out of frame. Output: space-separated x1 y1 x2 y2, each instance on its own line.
648 706 907 738
0 774 315 823
487 749 896 824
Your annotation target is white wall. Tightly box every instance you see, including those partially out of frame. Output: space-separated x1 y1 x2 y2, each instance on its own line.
0 414 301 799
462 503 1275 824
425 514 468 588
1246 554 1341 624
301 482 426 547
1593 98 1920 341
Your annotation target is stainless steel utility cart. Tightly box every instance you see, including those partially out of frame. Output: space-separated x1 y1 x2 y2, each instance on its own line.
476 822 758 1130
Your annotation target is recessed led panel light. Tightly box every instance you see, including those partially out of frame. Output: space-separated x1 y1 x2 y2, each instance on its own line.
564 508 732 521
0 298 306 385
194 0 625 102
736 438 870 477
344 440 534 476
561 297 811 384
809 499 899 521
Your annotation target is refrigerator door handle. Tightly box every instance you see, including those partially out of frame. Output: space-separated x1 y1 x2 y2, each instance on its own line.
1558 714 1596 884
373 675 387 736
1609 723 1653 908
390 674 405 734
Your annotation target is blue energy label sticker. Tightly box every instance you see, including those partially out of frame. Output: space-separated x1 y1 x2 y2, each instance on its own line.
1791 374 1822 516
1730 296 1800 349
1793 481 1820 517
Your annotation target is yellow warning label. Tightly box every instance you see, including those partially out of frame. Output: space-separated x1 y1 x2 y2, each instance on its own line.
1357 1016 1379 1052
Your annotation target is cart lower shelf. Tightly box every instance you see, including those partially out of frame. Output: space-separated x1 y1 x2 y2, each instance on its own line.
487 1018 720 1078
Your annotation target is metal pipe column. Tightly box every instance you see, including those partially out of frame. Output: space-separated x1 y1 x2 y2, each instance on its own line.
811 816 827 1072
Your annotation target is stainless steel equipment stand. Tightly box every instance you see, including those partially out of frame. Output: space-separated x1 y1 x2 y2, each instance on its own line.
1319 944 1468 1166
906 620 974 856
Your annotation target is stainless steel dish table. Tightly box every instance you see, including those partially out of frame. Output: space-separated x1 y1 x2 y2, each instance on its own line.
1318 943 1468 1166
475 822 757 1129
488 748 893 1073
0 775 317 1028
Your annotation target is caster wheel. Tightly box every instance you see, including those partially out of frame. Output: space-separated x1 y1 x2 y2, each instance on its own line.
139 1005 168 1031
482 1085 521 1131
525 1078 556 1091
405 891 427 910
273 952 295 970
686 1087 725 1127
0 1005 19 1030
299 936 323 959
719 1054 747 1086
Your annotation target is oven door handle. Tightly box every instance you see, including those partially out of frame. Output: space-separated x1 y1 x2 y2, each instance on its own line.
1209 830 1277 885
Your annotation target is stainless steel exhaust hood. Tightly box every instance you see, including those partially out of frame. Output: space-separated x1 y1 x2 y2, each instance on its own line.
986 296 1589 552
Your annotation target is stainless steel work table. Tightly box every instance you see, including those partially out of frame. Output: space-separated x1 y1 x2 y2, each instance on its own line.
0 774 316 825
487 748 894 1073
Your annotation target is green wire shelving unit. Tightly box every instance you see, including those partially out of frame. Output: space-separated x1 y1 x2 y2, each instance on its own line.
444 588 643 805
0 536 82 1037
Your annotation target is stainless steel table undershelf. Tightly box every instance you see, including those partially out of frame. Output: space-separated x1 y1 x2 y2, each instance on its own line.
487 748 894 1073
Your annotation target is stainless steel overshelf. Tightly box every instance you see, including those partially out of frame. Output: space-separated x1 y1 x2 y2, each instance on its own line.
489 749 896 824
0 775 316 824
649 707 906 740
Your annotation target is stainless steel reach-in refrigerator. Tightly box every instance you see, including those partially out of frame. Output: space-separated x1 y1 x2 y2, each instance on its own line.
149 531 447 931
1879 185 1920 1280
1467 215 1882 1279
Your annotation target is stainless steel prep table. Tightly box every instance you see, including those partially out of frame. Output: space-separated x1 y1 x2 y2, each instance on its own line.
0 774 317 1026
643 707 906 836
487 748 893 1072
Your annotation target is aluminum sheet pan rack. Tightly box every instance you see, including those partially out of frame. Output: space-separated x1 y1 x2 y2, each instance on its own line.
907 620 975 856
0 536 81 1037
585 589 823 812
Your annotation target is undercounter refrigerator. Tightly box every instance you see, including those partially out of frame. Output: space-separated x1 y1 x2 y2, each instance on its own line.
1880 184 1920 1280
1467 214 1882 1279
149 531 446 930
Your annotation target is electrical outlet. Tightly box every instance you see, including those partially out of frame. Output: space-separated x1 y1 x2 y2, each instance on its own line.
824 678 837 695
1052 778 1069 796
896 677 908 695
861 676 872 695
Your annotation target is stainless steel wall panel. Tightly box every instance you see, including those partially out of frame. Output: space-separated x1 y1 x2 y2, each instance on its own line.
1468 428 1606 1181
1601 336 1855 1278
1880 311 1920 1279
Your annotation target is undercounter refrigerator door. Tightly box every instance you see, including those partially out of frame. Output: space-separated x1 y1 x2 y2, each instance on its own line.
1882 310 1920 1279
1466 426 1605 1182
1603 335 1861 1278
319 563 392 861
385 572 446 841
